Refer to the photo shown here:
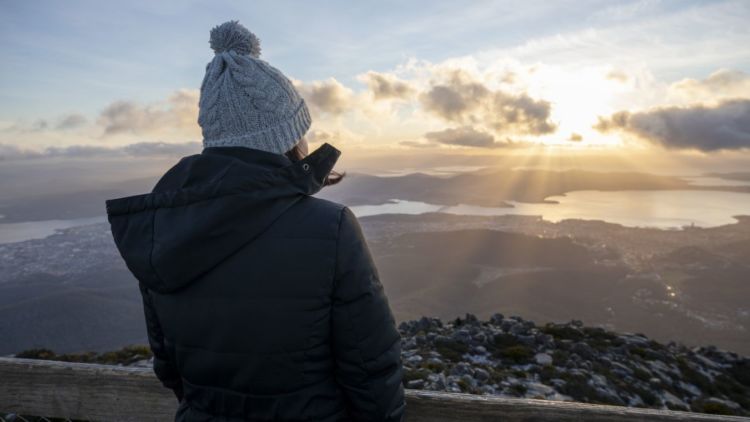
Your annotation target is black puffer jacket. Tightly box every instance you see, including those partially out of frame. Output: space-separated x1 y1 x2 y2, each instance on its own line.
105 143 405 421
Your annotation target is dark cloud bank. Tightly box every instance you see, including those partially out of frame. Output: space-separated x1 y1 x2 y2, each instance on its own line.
424 126 517 149
595 99 750 151
0 141 201 161
419 70 557 137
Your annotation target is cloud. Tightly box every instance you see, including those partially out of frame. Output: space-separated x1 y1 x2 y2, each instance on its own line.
1 119 47 133
304 129 345 144
0 143 117 161
418 69 556 136
121 141 201 156
399 140 436 148
0 143 46 160
594 99 750 151
3 114 88 133
419 70 490 120
56 114 88 130
424 126 517 149
568 132 583 142
669 69 750 103
97 89 199 136
0 141 201 161
293 78 353 115
98 102 139 134
359 71 416 100
606 70 629 83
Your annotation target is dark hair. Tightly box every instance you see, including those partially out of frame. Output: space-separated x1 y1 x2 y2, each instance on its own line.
285 142 346 186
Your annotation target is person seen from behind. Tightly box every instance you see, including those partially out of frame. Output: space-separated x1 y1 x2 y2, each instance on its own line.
105 20 406 422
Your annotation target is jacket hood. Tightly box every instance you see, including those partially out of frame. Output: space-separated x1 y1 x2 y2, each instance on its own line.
106 142 341 294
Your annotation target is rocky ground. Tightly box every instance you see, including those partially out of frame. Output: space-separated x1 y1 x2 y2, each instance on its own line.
12 314 750 417
399 314 750 416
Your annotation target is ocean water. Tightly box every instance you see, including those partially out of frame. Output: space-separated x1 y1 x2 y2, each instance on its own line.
0 215 106 244
350 190 750 229
2 190 749 244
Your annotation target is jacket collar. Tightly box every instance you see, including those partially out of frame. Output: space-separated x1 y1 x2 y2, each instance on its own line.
201 145 294 169
106 142 341 217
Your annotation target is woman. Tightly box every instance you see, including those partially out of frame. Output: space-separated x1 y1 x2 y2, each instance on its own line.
105 20 405 422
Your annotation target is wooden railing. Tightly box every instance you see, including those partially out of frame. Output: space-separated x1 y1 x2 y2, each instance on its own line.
1 357 747 421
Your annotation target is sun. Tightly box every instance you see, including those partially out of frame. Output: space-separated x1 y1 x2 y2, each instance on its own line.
525 65 630 148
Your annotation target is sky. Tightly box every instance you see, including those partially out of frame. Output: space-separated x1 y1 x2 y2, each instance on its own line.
1 0 749 169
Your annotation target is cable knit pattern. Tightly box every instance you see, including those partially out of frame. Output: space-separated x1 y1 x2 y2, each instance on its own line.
197 20 311 154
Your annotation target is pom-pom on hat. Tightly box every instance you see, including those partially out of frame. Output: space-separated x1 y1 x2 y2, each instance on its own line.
209 20 261 57
198 20 311 154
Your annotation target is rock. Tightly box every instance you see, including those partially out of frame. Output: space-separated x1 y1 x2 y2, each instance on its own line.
706 397 741 411
452 328 472 343
677 381 701 397
427 372 446 390
535 353 553 366
466 353 493 365
460 373 478 388
662 391 688 409
537 334 555 347
129 359 151 368
517 334 536 346
500 319 515 332
571 342 595 359
391 314 750 415
479 385 496 395
490 313 504 325
611 362 633 375
549 378 566 388
474 367 491 381
407 379 425 389
510 323 528 335
558 339 574 349
590 374 608 387
406 354 423 365
402 337 418 350
447 385 462 393
450 362 472 377
525 382 556 398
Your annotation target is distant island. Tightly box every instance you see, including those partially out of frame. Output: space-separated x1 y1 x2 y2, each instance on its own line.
706 172 750 182
318 168 750 208
3 169 750 223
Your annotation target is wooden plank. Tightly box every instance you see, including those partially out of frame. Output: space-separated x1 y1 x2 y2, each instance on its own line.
1 357 747 422
0 357 176 421
404 390 749 421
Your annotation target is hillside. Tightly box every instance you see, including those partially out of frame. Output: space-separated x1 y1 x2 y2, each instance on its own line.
1 215 749 355
369 224 750 354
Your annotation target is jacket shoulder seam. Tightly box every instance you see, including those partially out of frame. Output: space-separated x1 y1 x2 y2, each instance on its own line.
331 206 347 293
148 208 168 290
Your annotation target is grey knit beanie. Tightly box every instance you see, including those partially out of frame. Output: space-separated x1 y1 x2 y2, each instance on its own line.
198 20 312 154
